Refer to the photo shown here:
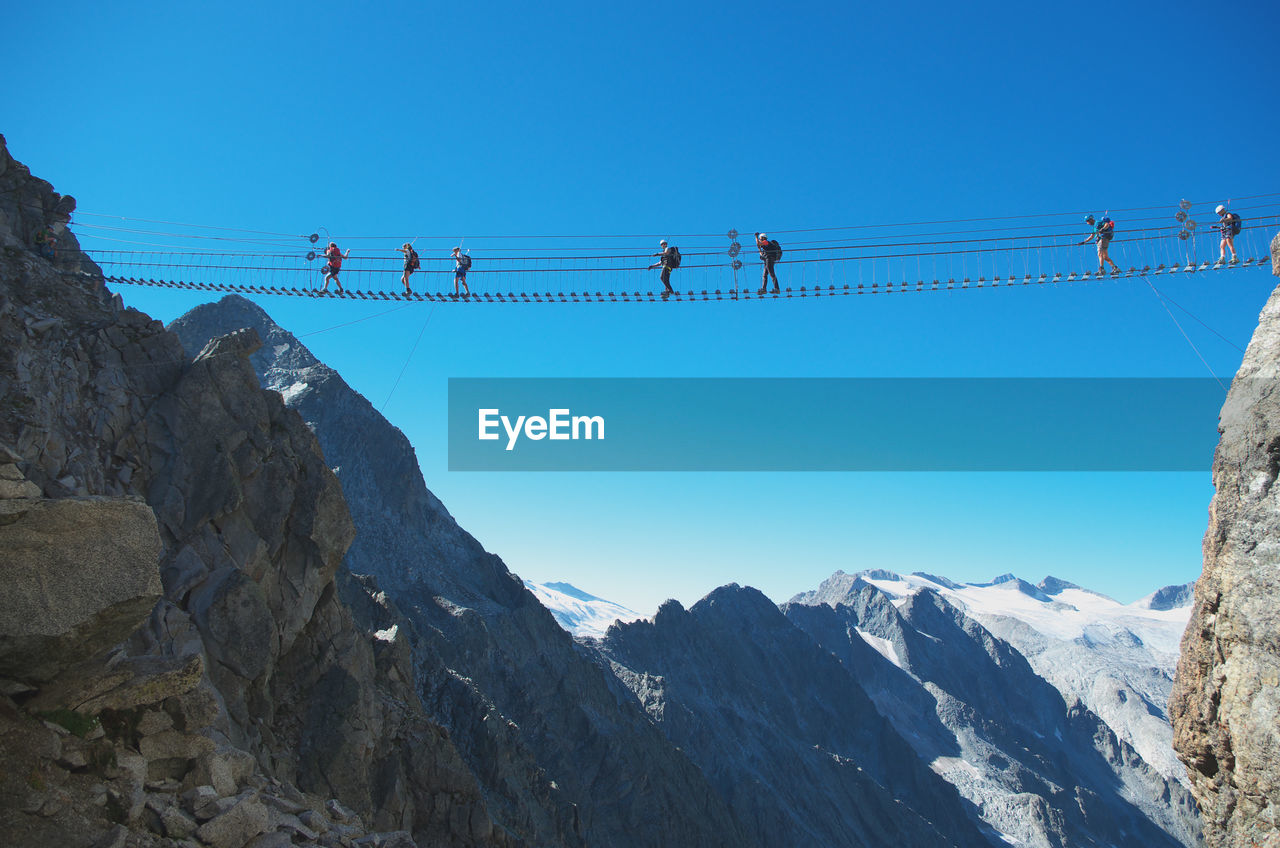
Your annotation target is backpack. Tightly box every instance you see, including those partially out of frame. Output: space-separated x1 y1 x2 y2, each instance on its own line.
667 246 681 268
768 239 783 261
1227 212 1242 236
1098 217 1115 237
408 251 420 270
458 254 472 271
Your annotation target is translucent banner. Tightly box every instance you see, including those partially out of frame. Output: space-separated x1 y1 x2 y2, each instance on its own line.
447 378 1225 471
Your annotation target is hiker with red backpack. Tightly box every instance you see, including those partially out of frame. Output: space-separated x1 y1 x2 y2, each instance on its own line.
648 240 680 298
1215 204 1241 264
399 243 420 293
321 242 350 293
755 232 782 294
1078 215 1119 275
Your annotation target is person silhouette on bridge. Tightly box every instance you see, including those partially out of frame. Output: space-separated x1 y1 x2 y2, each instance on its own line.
648 240 680 298
1078 215 1119 276
1215 204 1241 264
33 225 57 261
452 246 471 297
321 242 349 293
755 232 781 294
399 243 420 293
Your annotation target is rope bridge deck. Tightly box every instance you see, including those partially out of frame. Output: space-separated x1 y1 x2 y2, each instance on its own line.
69 198 1279 304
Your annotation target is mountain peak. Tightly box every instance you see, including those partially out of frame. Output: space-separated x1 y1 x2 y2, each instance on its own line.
1037 575 1081 595
1142 581 1196 611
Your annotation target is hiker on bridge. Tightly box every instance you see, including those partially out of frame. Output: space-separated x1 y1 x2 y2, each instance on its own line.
452 247 471 297
399 243 420 293
648 240 680 298
321 242 350 293
33 225 57 261
1078 215 1119 276
756 232 782 294
1216 205 1241 264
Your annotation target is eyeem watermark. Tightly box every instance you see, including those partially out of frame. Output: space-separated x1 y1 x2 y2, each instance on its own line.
449 377 1225 471
478 408 605 451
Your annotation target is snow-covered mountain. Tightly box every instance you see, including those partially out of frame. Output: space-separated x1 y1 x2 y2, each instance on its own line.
793 570 1195 783
523 580 642 637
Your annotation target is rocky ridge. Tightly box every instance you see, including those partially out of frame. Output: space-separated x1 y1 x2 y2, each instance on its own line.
0 134 498 848
168 297 753 848
785 581 1202 847
594 585 994 848
796 568 1196 787
1170 236 1280 847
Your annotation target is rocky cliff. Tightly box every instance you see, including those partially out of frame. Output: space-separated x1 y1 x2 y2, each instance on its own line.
0 134 497 848
594 585 994 848
168 296 757 848
786 582 1201 847
1171 236 1280 847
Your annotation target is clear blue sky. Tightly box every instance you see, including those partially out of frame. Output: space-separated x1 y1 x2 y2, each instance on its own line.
6 0 1279 614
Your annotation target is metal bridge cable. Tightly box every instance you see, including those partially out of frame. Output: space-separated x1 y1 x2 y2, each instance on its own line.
1140 275 1228 392
381 304 438 413
73 212 305 238
764 193 1280 235
76 192 1280 242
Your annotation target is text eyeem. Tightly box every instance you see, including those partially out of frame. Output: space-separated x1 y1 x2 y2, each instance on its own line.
478 408 605 451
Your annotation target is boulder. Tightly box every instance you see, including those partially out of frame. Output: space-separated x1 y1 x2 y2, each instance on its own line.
184 744 258 797
25 651 203 714
0 496 161 682
195 792 269 848
244 833 293 848
0 463 41 498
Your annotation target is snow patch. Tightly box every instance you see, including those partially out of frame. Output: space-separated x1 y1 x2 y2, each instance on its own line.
930 756 983 782
279 381 310 404
854 628 902 668
524 580 642 638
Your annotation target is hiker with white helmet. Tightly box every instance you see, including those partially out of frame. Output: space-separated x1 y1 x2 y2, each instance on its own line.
648 239 680 298
1215 204 1241 264
399 243 420 293
1078 215 1119 276
452 246 471 296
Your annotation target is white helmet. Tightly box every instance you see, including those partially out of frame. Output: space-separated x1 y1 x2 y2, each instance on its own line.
1215 204 1226 214
660 240 667 246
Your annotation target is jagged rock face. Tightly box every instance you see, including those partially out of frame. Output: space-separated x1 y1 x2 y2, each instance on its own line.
786 585 1202 847
0 132 95 276
0 139 499 848
596 585 993 848
1171 251 1280 848
171 295 755 848
0 497 162 682
805 569 1197 797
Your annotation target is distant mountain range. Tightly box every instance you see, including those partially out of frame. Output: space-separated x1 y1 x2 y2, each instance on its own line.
170 295 1204 847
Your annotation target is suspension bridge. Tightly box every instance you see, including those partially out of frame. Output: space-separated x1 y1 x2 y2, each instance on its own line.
67 196 1279 304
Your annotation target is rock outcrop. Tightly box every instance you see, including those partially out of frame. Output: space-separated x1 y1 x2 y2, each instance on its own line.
0 497 162 683
787 583 1201 847
0 134 498 847
596 584 993 848
1171 237 1280 847
170 296 755 848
